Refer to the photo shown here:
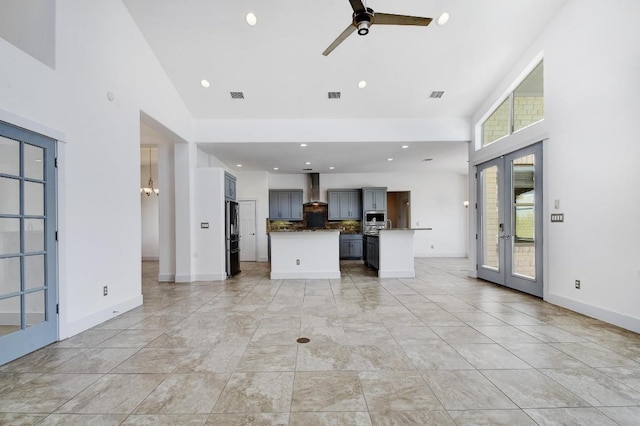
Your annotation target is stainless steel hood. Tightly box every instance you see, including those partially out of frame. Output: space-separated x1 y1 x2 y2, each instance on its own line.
304 173 326 205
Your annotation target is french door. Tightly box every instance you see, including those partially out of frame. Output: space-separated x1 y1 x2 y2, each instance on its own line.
477 143 543 297
0 121 58 365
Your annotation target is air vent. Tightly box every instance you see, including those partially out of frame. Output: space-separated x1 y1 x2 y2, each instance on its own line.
230 91 245 99
429 91 445 99
302 168 313 171
422 158 433 162
328 92 341 99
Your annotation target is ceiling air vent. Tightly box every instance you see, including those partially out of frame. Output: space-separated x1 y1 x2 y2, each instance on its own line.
328 92 341 99
302 168 313 171
230 91 245 99
429 91 445 99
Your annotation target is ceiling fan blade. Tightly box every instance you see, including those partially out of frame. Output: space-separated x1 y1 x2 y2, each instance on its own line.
374 13 433 26
322 24 356 56
348 0 366 13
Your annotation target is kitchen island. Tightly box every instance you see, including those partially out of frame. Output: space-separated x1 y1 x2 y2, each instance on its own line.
269 229 340 279
378 229 416 278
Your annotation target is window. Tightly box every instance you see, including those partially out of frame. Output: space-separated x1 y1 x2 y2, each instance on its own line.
481 61 544 147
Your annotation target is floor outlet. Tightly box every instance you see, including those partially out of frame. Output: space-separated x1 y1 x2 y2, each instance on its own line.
103 286 108 296
575 280 580 289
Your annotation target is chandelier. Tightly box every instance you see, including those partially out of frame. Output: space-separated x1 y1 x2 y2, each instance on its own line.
141 148 159 196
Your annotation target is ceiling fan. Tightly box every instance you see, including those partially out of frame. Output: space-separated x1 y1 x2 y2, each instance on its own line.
323 0 433 56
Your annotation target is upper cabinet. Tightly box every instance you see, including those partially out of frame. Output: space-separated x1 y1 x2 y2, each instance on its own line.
269 190 303 220
224 172 237 201
362 187 387 211
328 189 362 220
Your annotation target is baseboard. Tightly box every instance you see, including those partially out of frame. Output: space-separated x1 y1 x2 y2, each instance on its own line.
415 253 467 258
257 256 269 262
545 293 640 334
175 274 227 283
271 271 341 279
379 269 416 278
142 256 159 261
158 274 175 282
59 294 143 339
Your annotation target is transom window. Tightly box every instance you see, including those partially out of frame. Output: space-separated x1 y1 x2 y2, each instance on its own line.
482 60 544 147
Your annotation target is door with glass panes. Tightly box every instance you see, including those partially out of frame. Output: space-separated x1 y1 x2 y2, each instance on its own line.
477 143 542 297
0 121 57 365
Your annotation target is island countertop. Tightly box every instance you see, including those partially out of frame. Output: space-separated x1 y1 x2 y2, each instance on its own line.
379 228 433 231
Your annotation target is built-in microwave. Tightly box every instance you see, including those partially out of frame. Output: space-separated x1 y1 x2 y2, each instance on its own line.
364 211 386 224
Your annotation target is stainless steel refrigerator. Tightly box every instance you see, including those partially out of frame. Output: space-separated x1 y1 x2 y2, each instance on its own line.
225 200 241 276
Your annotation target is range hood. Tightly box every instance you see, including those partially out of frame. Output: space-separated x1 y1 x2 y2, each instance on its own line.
304 173 326 205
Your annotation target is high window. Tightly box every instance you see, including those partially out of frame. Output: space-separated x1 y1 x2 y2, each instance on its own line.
482 61 544 146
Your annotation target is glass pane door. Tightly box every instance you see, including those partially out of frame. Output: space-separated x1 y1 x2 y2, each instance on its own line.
0 121 57 366
477 143 543 297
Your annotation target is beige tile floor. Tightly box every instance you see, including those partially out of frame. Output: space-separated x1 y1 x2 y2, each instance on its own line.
1 258 640 425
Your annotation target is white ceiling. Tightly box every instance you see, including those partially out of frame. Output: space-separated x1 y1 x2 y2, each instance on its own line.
127 0 565 173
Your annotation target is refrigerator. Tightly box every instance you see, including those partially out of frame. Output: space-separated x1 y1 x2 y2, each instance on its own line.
225 200 241 276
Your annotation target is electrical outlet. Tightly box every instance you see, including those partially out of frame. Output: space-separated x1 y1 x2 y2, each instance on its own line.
296 259 300 265
575 280 580 289
103 285 108 296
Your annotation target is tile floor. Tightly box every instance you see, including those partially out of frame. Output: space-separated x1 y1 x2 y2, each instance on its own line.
1 258 640 425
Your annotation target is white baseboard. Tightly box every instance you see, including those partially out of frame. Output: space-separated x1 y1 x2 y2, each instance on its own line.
175 274 227 283
271 271 341 279
415 253 468 258
59 295 143 340
257 256 268 262
158 274 175 282
379 269 416 278
546 293 640 334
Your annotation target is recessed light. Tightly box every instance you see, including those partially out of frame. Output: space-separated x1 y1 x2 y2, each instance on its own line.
329 166 335 170
387 158 394 162
236 164 243 167
245 12 257 26
200 79 210 88
402 145 409 149
273 167 279 170
437 12 450 26
300 143 307 147
358 80 367 89
305 162 311 165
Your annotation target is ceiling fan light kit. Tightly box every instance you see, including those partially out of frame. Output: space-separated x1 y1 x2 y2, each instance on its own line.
323 0 433 56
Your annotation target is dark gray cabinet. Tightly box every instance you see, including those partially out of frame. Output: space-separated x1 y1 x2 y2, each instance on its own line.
328 189 361 220
339 234 363 259
362 187 387 211
364 235 379 269
224 172 236 201
269 190 303 220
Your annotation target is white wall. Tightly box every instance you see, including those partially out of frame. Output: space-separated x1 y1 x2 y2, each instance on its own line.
236 171 270 262
0 0 194 338
469 0 640 331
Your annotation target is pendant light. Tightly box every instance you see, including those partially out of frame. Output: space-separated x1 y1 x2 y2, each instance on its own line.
141 148 159 196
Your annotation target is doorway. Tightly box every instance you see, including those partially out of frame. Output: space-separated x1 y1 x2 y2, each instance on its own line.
386 191 411 229
239 200 257 262
476 143 543 297
0 121 58 365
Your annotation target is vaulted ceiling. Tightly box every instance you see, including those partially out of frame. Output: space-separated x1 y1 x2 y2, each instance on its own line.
127 0 565 172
